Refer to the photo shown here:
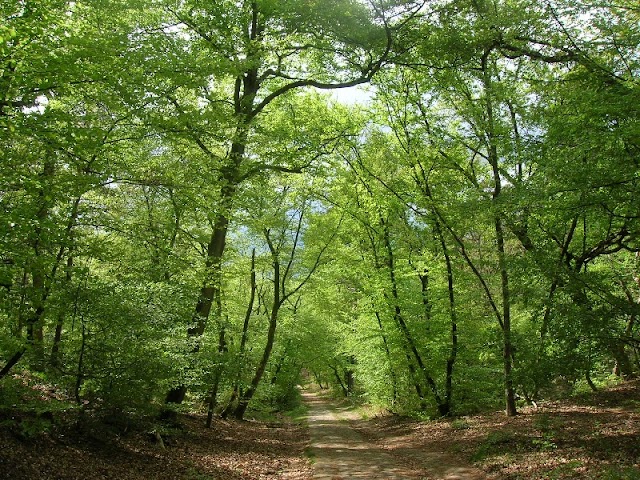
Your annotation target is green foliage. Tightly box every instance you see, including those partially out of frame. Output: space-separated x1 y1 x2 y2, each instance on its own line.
0 373 76 438
1 0 638 431
532 414 559 451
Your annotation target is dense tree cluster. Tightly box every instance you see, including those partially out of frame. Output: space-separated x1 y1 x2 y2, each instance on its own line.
1 0 638 422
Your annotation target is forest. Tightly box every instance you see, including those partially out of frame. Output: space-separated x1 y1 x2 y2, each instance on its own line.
1 0 639 470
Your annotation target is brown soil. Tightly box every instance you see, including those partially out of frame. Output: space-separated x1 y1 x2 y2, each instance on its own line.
1 380 638 479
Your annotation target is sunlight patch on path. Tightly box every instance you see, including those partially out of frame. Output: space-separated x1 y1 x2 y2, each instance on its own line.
304 391 414 479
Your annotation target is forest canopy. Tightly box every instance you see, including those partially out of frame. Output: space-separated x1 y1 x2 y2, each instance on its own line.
1 0 639 422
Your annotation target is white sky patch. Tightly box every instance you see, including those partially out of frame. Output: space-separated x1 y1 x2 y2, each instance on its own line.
330 85 373 105
23 95 48 115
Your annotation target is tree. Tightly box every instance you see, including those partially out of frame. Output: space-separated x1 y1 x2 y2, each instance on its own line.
0 0 154 378
228 175 338 419
2 0 638 429
140 0 428 404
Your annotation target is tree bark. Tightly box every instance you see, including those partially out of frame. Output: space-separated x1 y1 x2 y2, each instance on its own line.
50 256 73 367
206 326 227 428
374 311 398 405
496 215 518 417
383 223 448 416
480 47 518 416
436 222 457 416
0 348 26 380
233 241 280 420
221 250 257 419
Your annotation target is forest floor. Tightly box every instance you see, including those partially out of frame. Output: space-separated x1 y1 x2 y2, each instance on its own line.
340 379 640 479
0 378 639 479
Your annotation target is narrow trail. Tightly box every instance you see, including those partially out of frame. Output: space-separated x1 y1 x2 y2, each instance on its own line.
303 391 485 480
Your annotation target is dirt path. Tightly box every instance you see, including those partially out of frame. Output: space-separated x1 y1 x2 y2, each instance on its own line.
303 391 485 480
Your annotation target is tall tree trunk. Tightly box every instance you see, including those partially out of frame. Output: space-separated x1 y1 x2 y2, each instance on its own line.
50 256 73 368
206 326 227 428
233 250 280 420
26 271 46 371
482 48 517 417
496 215 517 416
374 311 398 405
221 249 257 419
436 222 457 416
164 173 235 405
383 223 447 416
26 159 56 371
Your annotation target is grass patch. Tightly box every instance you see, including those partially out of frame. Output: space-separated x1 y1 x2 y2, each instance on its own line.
531 413 559 451
185 468 218 480
598 465 640 480
450 418 471 430
304 445 316 463
472 431 517 462
545 460 585 479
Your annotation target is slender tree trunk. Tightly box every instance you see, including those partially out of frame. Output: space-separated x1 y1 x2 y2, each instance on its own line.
0 348 26 380
531 217 578 396
495 216 517 416
233 306 278 419
231 201 330 419
374 311 398 405
329 364 349 397
74 321 87 404
206 326 227 428
482 49 517 417
312 370 327 389
417 272 432 324
233 244 281 420
436 222 457 416
51 256 73 367
221 249 257 418
366 222 428 410
383 223 447 415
